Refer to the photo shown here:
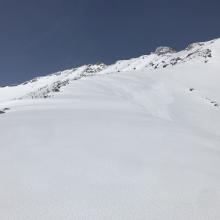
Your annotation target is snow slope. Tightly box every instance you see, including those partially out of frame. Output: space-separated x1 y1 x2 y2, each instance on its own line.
0 38 220 219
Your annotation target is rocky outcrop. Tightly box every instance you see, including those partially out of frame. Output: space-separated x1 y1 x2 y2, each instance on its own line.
83 63 107 74
154 47 177 55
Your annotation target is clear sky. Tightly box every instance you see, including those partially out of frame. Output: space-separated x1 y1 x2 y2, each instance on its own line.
1 0 220 85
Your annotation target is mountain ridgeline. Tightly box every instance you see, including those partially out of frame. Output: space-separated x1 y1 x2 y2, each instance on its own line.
0 38 217 105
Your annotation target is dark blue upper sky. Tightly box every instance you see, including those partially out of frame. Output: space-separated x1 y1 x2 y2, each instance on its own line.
1 0 220 84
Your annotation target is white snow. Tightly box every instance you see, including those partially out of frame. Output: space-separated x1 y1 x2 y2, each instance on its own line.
0 38 220 219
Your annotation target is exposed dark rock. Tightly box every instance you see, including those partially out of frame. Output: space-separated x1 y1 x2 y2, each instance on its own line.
186 52 196 58
51 80 70 93
185 42 205 51
154 64 159 69
84 63 106 74
3 108 10 111
154 47 176 55
163 64 169 68
170 57 182 65
186 48 212 62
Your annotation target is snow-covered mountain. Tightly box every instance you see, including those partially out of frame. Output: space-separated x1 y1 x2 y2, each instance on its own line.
1 38 220 220
0 38 216 103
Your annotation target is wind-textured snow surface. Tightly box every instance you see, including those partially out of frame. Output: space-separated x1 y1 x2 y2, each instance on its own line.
1 38 220 219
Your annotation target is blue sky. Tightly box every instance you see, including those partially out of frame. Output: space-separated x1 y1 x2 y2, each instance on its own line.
0 0 220 84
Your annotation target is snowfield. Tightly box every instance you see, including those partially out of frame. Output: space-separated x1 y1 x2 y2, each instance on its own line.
0 38 220 219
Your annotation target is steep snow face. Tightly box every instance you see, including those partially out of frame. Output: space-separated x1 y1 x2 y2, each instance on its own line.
0 38 220 220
